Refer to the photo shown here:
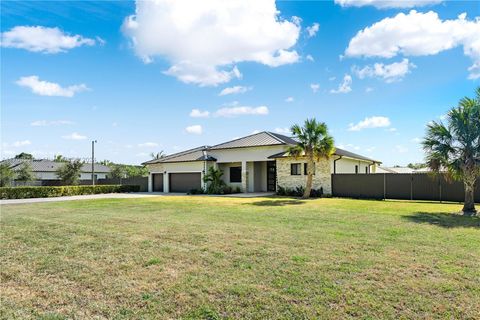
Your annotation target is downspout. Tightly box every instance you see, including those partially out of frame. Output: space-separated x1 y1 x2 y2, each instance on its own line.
333 156 342 174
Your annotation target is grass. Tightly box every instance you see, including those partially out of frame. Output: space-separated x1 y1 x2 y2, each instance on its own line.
1 196 479 319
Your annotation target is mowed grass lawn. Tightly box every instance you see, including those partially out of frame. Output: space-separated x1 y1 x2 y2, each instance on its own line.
1 197 479 319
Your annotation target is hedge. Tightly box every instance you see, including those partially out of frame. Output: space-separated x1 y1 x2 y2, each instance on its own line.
0 185 140 200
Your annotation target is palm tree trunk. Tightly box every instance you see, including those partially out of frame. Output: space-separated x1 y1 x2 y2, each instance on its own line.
462 175 476 215
303 157 314 199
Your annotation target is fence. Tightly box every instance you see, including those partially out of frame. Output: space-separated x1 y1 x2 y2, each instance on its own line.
331 173 479 202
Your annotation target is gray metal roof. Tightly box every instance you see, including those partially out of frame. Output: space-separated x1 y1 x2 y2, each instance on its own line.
1 159 111 173
141 146 216 165
209 131 296 150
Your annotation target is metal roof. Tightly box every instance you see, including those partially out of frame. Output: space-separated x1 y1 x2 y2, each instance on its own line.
209 131 296 150
1 159 111 173
268 147 381 163
141 146 216 165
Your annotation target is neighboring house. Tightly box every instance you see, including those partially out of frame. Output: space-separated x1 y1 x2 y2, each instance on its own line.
1 159 110 182
376 166 431 174
143 131 381 194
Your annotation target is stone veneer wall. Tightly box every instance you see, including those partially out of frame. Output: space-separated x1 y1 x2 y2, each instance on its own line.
276 157 332 194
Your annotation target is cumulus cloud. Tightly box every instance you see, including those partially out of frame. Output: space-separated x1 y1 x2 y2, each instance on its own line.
219 86 252 96
185 125 203 135
1 26 96 53
62 132 87 140
306 23 320 37
16 76 89 97
122 0 301 86
352 58 416 82
345 11 480 79
348 116 391 131
11 140 31 147
330 75 352 94
306 54 314 62
274 127 291 135
215 105 269 117
30 120 74 126
335 0 442 9
285 96 294 102
190 109 210 118
138 142 159 148
310 83 320 93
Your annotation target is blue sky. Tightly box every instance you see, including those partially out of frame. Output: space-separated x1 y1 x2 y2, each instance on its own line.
1 0 479 166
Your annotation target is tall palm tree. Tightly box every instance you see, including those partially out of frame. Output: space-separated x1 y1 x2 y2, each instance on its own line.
288 118 335 199
422 87 480 215
150 151 166 160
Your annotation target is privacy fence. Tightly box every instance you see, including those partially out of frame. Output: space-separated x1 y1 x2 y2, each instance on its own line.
331 173 480 202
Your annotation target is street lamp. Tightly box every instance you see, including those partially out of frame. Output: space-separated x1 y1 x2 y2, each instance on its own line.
91 140 97 185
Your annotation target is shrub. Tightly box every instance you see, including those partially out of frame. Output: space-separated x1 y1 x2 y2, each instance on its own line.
234 186 241 193
0 185 140 200
277 185 324 198
187 188 205 195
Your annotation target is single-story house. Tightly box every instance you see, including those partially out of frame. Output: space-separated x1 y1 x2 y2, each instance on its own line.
376 166 432 174
142 131 381 194
1 159 110 182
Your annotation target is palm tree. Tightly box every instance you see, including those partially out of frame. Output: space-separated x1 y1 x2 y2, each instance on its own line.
288 118 335 199
422 87 480 215
150 151 166 160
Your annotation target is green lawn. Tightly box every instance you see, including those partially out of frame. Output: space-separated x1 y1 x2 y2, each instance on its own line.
1 197 479 319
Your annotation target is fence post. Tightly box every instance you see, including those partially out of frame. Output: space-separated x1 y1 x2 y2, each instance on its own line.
383 173 386 200
410 173 413 201
439 176 442 203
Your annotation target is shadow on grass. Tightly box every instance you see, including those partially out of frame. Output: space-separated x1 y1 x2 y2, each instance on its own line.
403 212 480 229
249 199 305 206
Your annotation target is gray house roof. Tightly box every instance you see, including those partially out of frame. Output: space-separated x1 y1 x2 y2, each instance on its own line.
1 159 111 173
142 131 381 165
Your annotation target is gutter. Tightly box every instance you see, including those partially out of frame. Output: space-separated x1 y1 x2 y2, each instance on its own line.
333 156 342 174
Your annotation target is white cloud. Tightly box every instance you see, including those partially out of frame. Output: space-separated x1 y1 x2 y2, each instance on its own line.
310 83 320 93
335 0 442 9
411 137 422 143
190 109 210 118
306 54 314 62
185 125 203 135
285 96 294 102
62 132 87 140
11 140 31 147
138 142 159 148
387 127 397 132
395 145 408 153
274 127 290 135
330 74 352 94
251 130 261 135
306 23 320 37
215 105 269 117
348 116 391 131
16 76 89 97
365 87 374 93
122 0 301 86
345 11 480 79
219 86 252 96
0 26 96 53
353 59 416 83
30 120 74 126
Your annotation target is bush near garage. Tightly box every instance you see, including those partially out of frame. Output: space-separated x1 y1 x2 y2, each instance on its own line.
0 185 140 200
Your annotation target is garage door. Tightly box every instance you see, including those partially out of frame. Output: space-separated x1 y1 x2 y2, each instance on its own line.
152 173 164 192
169 173 201 193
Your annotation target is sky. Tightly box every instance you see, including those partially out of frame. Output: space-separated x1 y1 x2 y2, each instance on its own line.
1 0 479 166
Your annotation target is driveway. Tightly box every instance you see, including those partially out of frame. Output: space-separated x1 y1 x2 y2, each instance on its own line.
0 192 167 205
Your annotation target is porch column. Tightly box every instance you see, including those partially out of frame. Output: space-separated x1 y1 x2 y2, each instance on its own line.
241 160 248 193
148 173 152 192
163 172 169 193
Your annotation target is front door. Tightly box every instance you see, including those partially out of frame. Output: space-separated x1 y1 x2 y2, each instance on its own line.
267 161 276 191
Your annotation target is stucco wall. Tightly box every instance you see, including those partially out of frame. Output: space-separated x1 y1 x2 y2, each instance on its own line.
276 158 332 194
208 145 288 163
330 157 374 174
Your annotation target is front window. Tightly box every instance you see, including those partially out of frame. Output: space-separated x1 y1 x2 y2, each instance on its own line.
230 167 242 183
291 163 301 175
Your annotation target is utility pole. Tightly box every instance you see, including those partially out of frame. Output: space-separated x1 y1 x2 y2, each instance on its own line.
91 140 97 185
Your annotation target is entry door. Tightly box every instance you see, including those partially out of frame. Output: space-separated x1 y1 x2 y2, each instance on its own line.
267 161 276 191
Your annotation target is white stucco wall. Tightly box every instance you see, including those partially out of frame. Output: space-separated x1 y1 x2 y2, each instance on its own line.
208 145 288 163
330 157 375 174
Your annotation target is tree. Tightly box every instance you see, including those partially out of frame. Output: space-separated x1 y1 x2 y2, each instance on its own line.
288 118 335 199
53 154 67 162
407 163 427 169
422 87 480 215
56 159 84 185
0 163 14 187
203 167 226 194
150 151 166 160
15 162 35 185
109 165 126 181
14 152 33 160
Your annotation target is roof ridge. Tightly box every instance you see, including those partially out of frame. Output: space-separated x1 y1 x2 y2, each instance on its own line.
264 131 288 144
210 131 269 149
143 145 209 165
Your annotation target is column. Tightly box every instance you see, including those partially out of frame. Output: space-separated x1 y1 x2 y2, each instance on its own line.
241 160 248 193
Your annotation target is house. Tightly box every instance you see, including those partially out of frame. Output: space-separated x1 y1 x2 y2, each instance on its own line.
143 131 381 194
1 158 110 183
376 166 431 174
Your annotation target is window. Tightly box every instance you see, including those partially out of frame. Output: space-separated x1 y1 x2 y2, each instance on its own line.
230 166 242 183
291 163 301 175
304 163 315 175
355 165 359 174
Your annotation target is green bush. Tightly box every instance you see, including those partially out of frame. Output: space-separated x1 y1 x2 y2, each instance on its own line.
0 185 140 200
276 185 324 198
